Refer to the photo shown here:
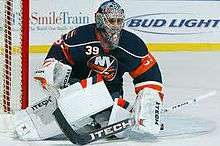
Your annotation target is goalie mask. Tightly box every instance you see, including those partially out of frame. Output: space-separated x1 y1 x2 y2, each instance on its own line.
95 0 125 50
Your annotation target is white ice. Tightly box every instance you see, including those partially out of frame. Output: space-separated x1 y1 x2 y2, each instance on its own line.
0 52 220 146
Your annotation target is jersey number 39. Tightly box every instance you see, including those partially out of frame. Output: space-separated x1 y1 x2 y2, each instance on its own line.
85 45 100 55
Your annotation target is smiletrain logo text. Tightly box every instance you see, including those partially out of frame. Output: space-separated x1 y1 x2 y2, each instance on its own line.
11 11 90 26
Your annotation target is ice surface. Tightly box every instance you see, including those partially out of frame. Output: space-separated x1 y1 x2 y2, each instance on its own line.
0 52 220 146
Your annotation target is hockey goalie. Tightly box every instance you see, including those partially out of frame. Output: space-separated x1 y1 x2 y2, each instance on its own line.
13 0 164 144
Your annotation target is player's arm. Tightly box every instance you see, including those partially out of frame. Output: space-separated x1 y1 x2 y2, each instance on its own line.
128 37 163 135
34 30 78 89
130 54 163 93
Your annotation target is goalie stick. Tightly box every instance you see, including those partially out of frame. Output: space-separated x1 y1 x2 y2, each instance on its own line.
53 108 135 145
162 90 216 113
53 90 216 145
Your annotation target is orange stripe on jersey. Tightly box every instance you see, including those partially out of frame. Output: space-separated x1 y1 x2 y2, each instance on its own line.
129 53 156 79
80 79 87 88
61 43 75 65
135 84 162 94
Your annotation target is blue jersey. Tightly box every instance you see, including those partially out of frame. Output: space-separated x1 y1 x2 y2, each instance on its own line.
45 23 162 99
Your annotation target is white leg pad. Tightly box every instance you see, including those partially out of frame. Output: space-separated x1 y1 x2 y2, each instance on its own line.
13 80 114 140
13 95 62 140
108 103 131 138
132 88 162 135
57 81 114 129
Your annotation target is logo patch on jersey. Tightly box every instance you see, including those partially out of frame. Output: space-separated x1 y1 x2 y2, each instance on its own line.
87 55 118 81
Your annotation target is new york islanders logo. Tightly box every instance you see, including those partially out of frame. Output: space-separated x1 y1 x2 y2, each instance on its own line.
87 55 118 81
